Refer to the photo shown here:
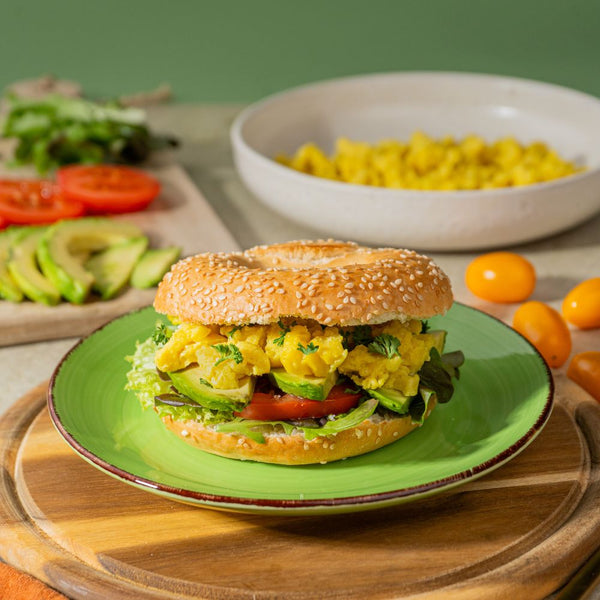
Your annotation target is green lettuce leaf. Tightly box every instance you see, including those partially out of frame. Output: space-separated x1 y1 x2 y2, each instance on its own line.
409 388 436 425
125 336 171 411
215 398 379 443
418 348 465 404
124 335 232 425
2 94 177 174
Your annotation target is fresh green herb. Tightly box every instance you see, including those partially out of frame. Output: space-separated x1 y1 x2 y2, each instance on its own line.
197 377 213 388
368 334 401 359
1 94 178 174
273 319 291 346
212 343 243 366
353 325 374 346
341 325 373 350
298 341 319 355
151 322 172 345
226 325 242 338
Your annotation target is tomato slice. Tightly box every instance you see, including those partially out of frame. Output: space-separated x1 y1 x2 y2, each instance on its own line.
235 385 362 421
57 165 161 214
0 179 85 224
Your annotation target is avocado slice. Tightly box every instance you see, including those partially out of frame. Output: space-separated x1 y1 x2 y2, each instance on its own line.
0 228 24 302
37 217 142 304
269 368 338 401
85 236 148 300
428 329 447 354
169 365 255 412
368 387 412 415
7 226 61 306
130 246 181 289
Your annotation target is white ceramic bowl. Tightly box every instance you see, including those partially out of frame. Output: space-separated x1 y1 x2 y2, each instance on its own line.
231 72 600 251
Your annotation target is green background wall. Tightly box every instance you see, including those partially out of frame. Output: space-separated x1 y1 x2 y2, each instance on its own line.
1 0 598 103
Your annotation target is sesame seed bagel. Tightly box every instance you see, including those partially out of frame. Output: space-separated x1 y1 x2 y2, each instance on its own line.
160 398 436 465
154 240 453 326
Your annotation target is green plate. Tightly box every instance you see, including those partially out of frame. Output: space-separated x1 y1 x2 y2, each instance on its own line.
48 303 553 515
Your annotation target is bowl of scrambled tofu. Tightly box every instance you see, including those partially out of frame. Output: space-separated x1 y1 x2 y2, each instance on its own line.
231 72 600 250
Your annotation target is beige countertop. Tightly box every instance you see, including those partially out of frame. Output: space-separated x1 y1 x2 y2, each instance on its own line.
1 103 599 411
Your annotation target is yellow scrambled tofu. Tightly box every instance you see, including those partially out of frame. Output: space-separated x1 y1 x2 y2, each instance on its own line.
155 318 437 396
276 132 582 190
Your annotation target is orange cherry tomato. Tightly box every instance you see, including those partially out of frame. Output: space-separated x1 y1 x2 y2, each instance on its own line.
567 351 600 402
512 301 572 368
465 252 536 303
562 278 600 329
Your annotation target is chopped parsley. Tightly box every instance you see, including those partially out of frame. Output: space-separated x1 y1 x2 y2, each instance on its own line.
341 325 373 350
226 325 242 337
368 334 401 359
212 343 243 366
273 319 291 346
197 377 213 388
152 322 172 345
353 325 374 346
298 341 319 355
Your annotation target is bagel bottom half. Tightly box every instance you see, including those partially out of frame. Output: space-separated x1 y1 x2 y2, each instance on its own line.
159 399 436 465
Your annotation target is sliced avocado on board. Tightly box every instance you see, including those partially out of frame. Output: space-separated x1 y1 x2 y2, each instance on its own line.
37 217 143 304
269 368 338 401
130 246 181 289
85 237 148 300
7 226 61 306
169 366 255 412
368 387 412 414
0 229 24 302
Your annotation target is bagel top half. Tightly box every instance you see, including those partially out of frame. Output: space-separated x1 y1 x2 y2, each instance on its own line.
154 240 453 326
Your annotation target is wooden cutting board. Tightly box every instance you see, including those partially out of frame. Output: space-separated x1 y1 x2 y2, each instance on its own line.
1 376 599 599
0 163 240 347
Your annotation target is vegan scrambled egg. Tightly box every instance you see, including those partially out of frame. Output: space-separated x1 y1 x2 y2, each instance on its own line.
155 319 437 397
276 132 582 190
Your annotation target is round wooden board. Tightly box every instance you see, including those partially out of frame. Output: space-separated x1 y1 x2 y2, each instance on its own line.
1 379 600 600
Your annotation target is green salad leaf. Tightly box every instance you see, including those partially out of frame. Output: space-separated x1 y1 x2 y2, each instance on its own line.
125 335 231 425
418 348 465 404
1 94 177 174
409 388 436 425
215 398 379 443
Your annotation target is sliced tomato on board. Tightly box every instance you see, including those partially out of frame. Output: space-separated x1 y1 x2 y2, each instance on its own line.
0 179 85 224
57 165 161 214
235 385 362 421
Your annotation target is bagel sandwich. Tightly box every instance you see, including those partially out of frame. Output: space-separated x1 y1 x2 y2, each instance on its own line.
125 240 464 465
